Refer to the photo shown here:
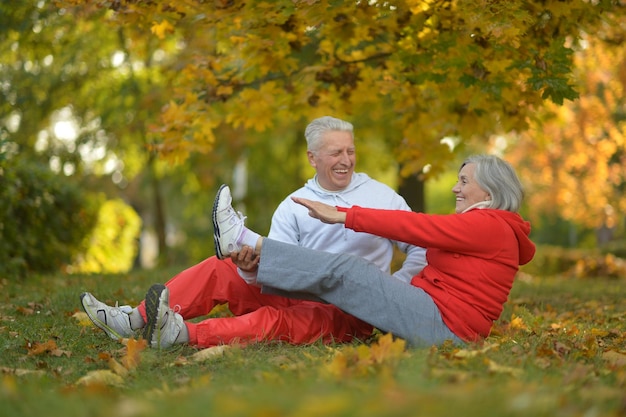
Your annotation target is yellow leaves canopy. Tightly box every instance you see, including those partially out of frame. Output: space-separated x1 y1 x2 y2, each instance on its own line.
52 0 622 178
507 33 626 229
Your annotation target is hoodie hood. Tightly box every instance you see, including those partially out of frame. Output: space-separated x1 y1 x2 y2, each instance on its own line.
303 173 371 207
496 210 536 265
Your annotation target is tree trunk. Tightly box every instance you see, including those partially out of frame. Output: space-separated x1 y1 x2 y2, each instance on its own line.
149 156 168 265
398 173 426 214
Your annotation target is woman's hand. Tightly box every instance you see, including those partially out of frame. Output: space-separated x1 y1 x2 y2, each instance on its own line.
291 197 347 224
230 245 260 272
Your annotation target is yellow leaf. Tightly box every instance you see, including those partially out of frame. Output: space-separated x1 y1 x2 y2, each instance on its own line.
108 358 129 377
216 85 234 97
591 328 609 337
484 58 514 75
151 20 174 40
76 370 125 387
453 343 500 359
72 311 92 327
510 315 528 330
369 333 406 364
120 338 147 370
485 359 523 377
190 345 229 363
0 367 45 377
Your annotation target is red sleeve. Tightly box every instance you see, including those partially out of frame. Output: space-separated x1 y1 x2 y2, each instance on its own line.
345 206 506 255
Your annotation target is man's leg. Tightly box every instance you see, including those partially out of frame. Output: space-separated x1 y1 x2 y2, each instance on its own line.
187 302 373 347
136 257 300 321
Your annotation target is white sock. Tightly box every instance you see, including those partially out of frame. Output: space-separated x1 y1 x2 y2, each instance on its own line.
129 308 145 330
237 228 261 250
175 322 189 344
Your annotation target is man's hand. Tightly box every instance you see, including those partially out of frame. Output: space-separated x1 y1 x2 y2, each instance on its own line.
291 197 347 224
230 245 260 272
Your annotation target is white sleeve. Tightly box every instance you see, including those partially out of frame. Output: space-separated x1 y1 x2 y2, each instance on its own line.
267 198 300 245
391 243 427 283
386 189 427 283
237 197 299 284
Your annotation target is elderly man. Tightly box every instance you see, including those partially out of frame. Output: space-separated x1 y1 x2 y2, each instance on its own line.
81 116 426 349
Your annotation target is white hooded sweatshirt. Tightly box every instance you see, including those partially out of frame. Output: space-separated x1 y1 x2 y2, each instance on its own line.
240 172 426 284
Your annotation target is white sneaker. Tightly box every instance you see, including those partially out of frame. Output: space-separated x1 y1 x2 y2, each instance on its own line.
212 184 246 259
143 284 184 349
80 292 134 340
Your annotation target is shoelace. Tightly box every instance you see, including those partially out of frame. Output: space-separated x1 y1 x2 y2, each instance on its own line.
112 302 132 316
226 207 246 225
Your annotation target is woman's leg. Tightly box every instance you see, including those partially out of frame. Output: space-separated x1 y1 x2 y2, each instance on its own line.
256 240 462 347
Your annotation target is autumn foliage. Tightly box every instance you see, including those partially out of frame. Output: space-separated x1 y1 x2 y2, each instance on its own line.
2 270 624 416
52 0 625 178
508 30 626 233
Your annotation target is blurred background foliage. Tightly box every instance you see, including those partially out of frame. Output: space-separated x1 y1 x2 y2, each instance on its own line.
1 0 626 279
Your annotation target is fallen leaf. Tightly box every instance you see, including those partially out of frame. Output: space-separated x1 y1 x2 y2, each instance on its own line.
24 339 71 357
16 306 35 316
0 367 46 377
108 358 129 377
485 359 523 377
190 345 229 363
72 311 92 327
76 370 125 387
603 350 626 368
369 333 406 364
453 343 500 359
50 348 72 358
26 339 57 356
429 368 472 383
121 338 147 370
510 315 528 330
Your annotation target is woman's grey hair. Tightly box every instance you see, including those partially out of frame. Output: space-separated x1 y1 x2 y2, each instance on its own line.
304 116 354 152
461 154 524 212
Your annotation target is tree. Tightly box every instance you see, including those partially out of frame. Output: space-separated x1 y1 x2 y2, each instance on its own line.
49 0 625 216
51 0 620 159
506 25 626 246
0 1 185 265
8 0 626 267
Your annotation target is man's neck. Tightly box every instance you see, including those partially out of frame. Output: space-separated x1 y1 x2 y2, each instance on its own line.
315 176 349 193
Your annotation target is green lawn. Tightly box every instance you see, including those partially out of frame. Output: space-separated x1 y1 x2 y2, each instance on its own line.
1 268 625 417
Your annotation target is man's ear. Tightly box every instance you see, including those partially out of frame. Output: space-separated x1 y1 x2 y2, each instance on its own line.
307 150 316 167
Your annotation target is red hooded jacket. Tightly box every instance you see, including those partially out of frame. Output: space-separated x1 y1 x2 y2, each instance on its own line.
343 206 536 342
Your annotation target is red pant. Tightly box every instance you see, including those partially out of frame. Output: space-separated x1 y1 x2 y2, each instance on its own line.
137 257 373 347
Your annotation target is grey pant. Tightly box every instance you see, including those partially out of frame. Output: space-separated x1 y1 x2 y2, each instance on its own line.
257 239 463 347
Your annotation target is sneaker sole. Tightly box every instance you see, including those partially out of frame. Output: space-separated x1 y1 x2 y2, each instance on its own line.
212 184 227 260
79 293 124 340
143 284 167 345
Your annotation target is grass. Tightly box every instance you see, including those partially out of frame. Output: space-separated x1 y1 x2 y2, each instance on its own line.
1 267 625 417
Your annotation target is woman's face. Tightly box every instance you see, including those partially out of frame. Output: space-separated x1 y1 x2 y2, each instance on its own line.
452 163 490 213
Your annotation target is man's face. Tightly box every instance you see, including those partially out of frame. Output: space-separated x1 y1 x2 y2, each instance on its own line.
307 130 356 191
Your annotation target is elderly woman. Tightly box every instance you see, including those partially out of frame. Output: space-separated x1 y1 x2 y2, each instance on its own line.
147 155 536 348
